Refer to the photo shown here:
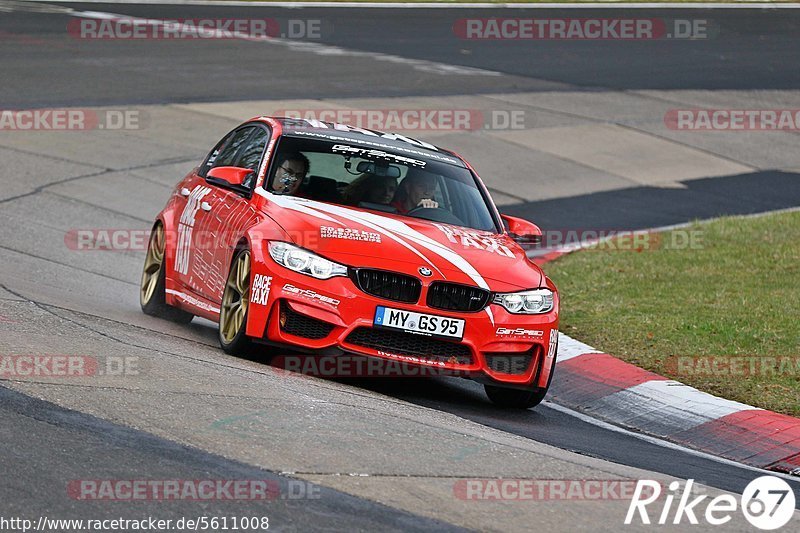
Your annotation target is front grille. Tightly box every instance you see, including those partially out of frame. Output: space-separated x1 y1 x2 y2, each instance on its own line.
484 347 540 375
352 269 421 303
427 282 491 312
280 302 335 340
345 327 472 365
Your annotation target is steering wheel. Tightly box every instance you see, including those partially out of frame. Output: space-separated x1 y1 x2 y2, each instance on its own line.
406 206 465 226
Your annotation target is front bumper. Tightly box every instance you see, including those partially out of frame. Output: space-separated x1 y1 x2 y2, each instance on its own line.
245 247 559 390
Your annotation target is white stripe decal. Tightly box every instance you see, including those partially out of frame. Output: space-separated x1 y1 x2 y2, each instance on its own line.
296 200 498 323
484 306 494 326
298 201 443 273
262 191 344 225
325 205 485 283
258 189 442 274
166 289 221 314
298 201 473 279
257 190 497 322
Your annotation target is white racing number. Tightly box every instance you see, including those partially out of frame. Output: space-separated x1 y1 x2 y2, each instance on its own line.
174 185 212 275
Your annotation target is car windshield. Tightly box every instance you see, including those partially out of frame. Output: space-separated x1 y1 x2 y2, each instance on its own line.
264 134 499 232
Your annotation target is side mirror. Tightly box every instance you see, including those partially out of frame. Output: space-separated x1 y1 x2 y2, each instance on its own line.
207 166 255 188
501 214 542 246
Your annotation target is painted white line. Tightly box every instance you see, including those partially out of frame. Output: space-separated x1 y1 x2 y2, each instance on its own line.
587 379 757 435
624 379 757 417
544 400 800 483
555 332 602 362
64 8 501 77
537 207 800 466
21 1 800 9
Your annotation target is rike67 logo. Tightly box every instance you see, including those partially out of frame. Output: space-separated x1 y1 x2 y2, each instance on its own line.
626 476 796 530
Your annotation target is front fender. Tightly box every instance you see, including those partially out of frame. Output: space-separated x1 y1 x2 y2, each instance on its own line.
243 220 291 337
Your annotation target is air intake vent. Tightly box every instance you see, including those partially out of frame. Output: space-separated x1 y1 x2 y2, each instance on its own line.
352 269 421 303
484 347 540 375
345 327 472 365
427 282 491 312
280 302 335 340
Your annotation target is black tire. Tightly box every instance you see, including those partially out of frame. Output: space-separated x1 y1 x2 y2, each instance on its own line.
218 248 254 355
140 223 194 324
484 383 549 409
485 339 558 409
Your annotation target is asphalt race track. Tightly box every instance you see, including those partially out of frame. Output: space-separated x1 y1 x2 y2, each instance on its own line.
1 2 800 531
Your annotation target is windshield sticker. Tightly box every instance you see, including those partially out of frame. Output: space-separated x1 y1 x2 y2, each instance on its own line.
287 130 461 165
331 144 426 168
295 119 438 151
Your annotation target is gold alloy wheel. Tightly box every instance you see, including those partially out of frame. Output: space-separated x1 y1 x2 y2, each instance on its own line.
140 224 165 306
220 250 250 344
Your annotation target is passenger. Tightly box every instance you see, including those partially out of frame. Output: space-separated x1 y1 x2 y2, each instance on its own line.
391 169 439 214
268 152 310 196
342 173 398 206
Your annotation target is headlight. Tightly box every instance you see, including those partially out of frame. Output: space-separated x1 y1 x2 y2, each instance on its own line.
493 289 554 314
268 241 348 280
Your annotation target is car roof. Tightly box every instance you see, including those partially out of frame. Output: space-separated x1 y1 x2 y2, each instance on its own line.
261 117 466 168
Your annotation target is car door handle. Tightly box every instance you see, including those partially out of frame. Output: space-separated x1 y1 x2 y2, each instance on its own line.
180 187 191 197
200 201 212 212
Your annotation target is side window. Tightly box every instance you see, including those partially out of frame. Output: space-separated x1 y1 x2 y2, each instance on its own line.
205 127 255 172
236 128 270 171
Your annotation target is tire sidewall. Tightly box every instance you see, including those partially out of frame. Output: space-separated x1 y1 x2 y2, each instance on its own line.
219 248 252 354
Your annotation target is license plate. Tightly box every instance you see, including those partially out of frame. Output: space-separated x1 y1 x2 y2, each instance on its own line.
373 306 465 340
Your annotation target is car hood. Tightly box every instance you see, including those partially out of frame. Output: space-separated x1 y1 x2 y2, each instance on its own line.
262 195 543 292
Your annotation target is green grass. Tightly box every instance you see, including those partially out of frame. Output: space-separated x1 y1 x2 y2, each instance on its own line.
546 210 800 416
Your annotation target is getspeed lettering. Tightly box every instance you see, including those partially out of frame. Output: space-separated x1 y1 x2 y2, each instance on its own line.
496 327 544 337
282 284 340 307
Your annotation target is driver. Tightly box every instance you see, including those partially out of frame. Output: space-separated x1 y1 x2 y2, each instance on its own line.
391 169 439 214
268 152 310 195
